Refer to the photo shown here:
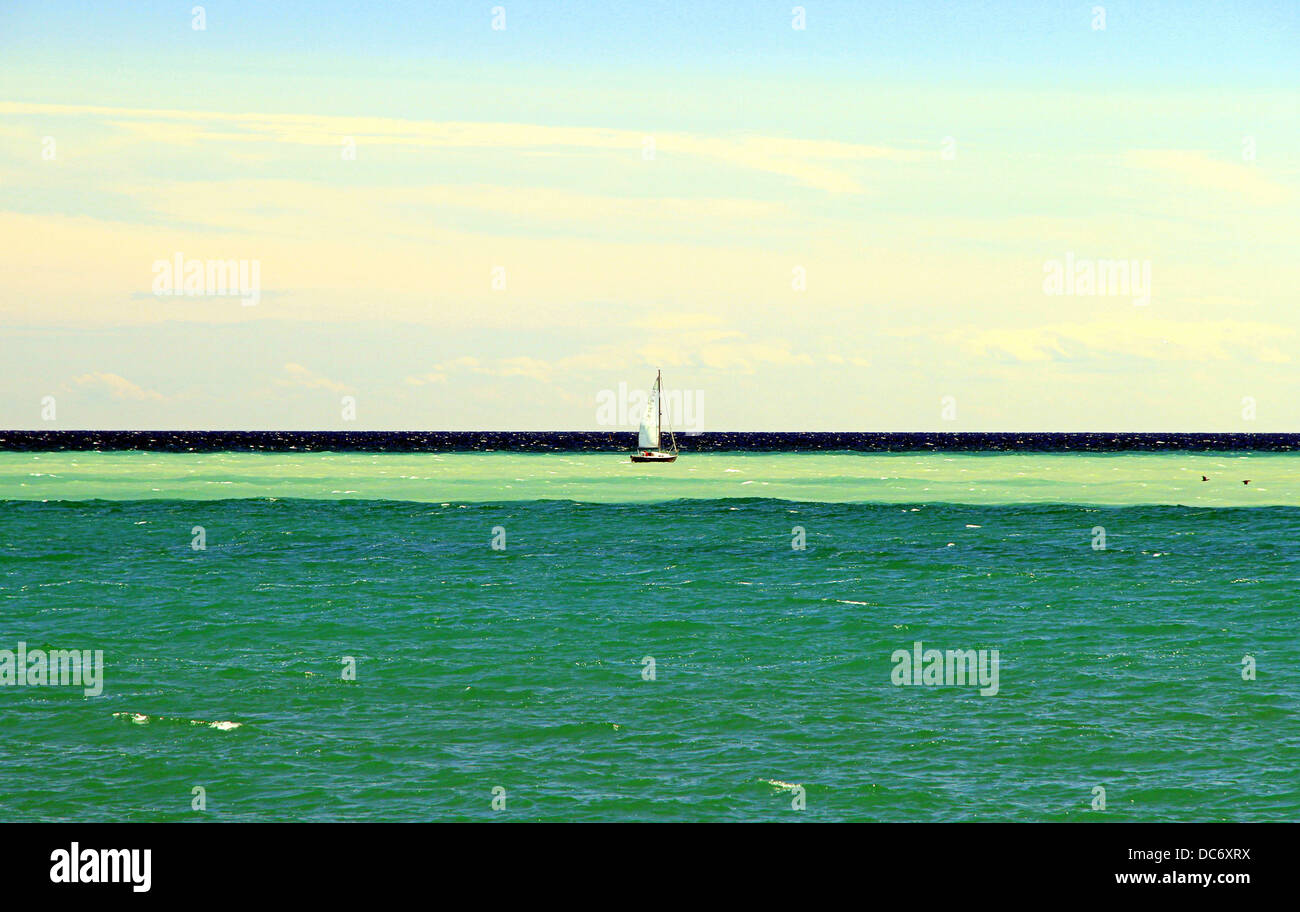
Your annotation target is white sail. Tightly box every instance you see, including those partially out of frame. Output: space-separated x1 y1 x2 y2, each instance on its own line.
638 382 660 448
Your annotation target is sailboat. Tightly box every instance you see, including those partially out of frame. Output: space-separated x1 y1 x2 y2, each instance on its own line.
630 369 679 463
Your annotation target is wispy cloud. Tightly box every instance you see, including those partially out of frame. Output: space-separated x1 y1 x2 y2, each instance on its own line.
68 372 165 401
958 317 1293 364
402 332 822 384
0 101 924 193
1122 150 1290 206
276 363 352 393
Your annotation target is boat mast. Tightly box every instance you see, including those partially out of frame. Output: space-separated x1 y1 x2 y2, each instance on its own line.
656 369 662 448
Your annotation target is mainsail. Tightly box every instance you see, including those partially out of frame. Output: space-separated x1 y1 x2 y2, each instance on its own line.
638 382 660 448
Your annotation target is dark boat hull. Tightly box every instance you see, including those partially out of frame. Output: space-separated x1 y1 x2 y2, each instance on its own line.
630 451 678 463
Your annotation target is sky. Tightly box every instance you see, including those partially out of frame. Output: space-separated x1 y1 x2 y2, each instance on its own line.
1 1 1297 431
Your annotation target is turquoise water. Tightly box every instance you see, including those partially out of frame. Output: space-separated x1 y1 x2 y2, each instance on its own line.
0 452 1296 821
2 450 1298 505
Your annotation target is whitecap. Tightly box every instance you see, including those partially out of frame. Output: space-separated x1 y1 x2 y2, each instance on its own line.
760 778 802 792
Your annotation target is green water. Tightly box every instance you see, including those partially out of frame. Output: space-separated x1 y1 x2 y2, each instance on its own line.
2 451 1296 505
0 452 1296 820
